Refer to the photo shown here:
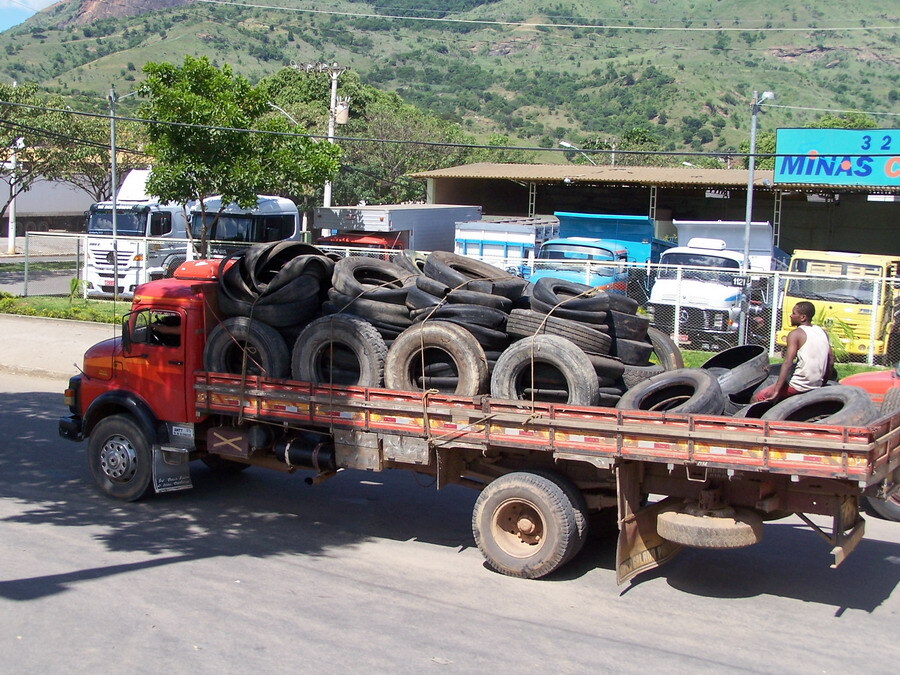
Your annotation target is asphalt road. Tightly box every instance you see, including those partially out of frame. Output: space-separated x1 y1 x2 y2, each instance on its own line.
1 371 898 673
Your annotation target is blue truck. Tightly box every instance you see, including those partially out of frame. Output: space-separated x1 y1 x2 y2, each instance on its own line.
529 212 673 296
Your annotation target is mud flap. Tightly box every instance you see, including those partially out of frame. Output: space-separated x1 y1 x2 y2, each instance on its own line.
616 462 683 585
153 446 193 493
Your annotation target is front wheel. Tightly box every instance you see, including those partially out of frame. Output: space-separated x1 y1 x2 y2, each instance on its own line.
88 415 153 501
472 471 581 579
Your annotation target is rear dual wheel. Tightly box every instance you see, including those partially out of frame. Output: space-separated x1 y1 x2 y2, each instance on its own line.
472 471 588 579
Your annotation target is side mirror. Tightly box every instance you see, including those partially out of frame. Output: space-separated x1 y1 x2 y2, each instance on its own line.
121 315 132 353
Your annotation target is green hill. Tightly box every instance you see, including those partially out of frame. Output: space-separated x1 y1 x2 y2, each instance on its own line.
2 0 897 155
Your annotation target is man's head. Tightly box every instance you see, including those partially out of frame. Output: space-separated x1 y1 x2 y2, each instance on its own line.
790 301 816 326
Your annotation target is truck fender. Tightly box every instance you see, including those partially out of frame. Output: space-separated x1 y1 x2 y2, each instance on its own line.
82 390 164 445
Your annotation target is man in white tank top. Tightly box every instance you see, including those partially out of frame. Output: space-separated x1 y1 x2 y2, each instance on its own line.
752 301 834 403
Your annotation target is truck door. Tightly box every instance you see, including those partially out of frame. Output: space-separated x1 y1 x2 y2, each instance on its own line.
125 309 188 421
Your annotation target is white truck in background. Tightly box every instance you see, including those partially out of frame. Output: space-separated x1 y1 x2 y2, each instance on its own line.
84 171 304 299
646 220 788 350
83 170 193 298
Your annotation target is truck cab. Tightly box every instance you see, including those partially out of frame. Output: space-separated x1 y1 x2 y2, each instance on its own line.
83 170 192 298
777 250 900 362
530 237 629 291
189 195 301 257
646 238 753 350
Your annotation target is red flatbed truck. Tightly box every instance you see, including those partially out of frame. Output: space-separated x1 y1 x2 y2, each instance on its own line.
58 264 900 583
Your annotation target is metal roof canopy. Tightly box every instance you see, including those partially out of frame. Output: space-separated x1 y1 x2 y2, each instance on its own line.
410 163 900 194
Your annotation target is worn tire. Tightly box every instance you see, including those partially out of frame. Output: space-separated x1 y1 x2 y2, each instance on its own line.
657 506 763 548
292 314 388 387
472 472 580 579
700 345 770 396
761 385 879 426
526 469 589 563
881 386 900 416
204 317 290 378
332 256 414 305
528 295 608 325
617 368 725 415
385 321 489 396
621 363 666 389
612 338 655 366
862 495 900 522
605 310 650 341
394 249 427 276
424 251 527 299
646 326 684 371
88 414 154 502
491 335 600 406
410 303 508 330
327 289 413 326
507 309 612 355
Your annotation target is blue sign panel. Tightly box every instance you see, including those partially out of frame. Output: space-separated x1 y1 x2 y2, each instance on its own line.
774 128 900 187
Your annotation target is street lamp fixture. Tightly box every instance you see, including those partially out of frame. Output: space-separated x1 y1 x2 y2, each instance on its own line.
739 89 774 343
559 140 597 166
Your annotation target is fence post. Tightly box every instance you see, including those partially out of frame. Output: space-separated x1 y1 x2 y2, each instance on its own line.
769 271 780 357
673 267 683 342
867 278 881 366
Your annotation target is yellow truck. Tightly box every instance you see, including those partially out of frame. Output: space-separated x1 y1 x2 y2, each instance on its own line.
777 250 900 363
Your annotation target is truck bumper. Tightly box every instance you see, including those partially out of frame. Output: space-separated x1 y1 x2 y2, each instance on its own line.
58 415 84 442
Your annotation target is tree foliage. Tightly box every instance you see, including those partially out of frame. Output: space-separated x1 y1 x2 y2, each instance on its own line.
258 66 531 205
0 82 73 223
138 56 340 254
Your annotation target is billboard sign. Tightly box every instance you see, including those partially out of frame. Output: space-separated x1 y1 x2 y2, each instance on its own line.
774 128 899 187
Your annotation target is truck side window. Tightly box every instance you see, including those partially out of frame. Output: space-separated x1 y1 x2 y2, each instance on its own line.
149 213 173 236
132 310 181 347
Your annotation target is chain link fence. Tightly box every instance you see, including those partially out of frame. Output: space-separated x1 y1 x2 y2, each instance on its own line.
12 234 900 366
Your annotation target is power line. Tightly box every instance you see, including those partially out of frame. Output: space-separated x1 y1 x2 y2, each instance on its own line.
763 104 900 118
2 99 896 161
196 0 899 32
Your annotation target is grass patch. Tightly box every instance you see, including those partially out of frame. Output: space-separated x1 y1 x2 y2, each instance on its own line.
0 293 124 323
0 261 78 273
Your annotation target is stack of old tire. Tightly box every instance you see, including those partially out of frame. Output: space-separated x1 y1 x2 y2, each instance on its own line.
387 251 529 394
615 343 880 427
505 277 684 407
205 242 335 379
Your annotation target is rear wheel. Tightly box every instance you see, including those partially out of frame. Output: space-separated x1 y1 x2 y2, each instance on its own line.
88 415 153 501
862 495 900 521
472 472 580 579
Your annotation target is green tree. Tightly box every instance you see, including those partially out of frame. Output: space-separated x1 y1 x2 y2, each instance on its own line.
51 115 147 202
138 56 339 255
806 112 877 129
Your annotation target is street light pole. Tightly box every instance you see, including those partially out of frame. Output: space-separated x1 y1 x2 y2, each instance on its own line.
323 65 340 208
739 89 774 344
559 140 597 166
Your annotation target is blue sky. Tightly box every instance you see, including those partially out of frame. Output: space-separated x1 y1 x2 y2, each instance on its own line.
0 0 56 33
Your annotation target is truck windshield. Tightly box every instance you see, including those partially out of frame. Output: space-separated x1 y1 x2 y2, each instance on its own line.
87 209 147 236
539 244 617 262
191 213 295 243
657 253 740 283
787 259 881 304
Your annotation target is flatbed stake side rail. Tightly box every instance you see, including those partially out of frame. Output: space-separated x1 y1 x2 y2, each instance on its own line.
193 372 899 484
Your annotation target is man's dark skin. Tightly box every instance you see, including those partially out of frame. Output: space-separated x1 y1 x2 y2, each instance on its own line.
757 302 834 403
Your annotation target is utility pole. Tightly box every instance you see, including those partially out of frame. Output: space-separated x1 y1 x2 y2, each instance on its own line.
108 86 120 302
292 62 349 208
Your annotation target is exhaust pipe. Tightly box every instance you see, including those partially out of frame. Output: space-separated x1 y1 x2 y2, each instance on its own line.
274 433 336 473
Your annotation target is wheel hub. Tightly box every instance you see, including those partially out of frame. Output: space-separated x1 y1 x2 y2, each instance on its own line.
99 434 139 482
492 499 545 557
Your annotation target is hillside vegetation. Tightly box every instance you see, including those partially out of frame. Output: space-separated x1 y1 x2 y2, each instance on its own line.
1 0 897 156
